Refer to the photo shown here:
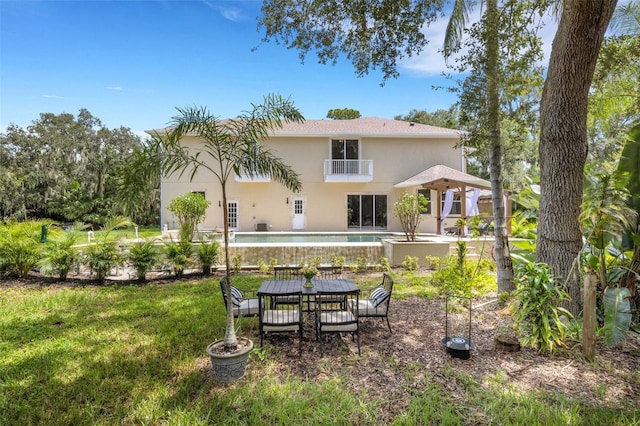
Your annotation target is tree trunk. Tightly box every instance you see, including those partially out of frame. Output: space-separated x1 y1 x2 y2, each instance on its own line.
221 184 238 349
486 0 514 293
536 0 616 315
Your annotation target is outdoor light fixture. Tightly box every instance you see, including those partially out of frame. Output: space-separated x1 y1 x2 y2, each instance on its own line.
442 294 474 360
286 197 289 204
218 200 221 207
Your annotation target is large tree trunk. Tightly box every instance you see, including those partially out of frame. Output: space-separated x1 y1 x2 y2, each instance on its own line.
536 0 616 315
486 0 514 293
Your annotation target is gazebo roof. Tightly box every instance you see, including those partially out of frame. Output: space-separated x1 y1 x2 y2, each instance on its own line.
394 164 492 191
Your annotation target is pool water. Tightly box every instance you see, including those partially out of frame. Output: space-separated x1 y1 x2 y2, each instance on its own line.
231 233 394 244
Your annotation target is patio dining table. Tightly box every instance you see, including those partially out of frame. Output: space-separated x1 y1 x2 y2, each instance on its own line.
258 279 358 312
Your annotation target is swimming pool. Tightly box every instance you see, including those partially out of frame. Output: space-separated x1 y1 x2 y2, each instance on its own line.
231 232 395 244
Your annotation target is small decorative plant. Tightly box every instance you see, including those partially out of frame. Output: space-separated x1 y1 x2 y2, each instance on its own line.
300 264 318 279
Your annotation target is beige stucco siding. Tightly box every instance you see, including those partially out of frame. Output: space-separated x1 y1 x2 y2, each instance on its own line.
157 118 463 233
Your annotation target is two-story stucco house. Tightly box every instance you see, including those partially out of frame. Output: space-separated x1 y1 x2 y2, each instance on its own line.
150 116 492 234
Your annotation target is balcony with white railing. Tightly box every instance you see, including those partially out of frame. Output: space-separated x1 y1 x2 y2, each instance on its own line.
323 159 373 182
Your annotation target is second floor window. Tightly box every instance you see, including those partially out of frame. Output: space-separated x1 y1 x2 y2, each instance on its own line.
331 139 359 174
331 139 359 160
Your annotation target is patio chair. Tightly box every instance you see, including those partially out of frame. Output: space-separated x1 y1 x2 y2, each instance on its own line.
315 266 346 307
219 277 260 318
271 266 303 308
258 291 303 356
273 265 302 280
349 273 393 333
316 266 343 279
316 289 361 355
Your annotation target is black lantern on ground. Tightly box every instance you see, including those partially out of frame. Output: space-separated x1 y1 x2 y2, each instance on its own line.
442 294 474 360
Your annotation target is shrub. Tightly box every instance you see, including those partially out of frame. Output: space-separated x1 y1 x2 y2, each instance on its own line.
82 217 132 282
427 254 496 298
41 231 81 280
330 253 346 270
0 221 45 278
402 255 419 271
164 240 193 278
231 253 243 273
424 255 444 270
355 257 368 272
257 258 270 274
128 238 160 282
376 257 391 272
167 193 211 242
84 241 123 282
512 262 572 353
196 240 219 275
428 256 470 296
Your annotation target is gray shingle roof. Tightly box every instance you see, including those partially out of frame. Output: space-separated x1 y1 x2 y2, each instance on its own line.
271 117 461 138
148 117 462 139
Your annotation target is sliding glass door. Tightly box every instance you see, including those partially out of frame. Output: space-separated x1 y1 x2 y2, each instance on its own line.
347 194 387 229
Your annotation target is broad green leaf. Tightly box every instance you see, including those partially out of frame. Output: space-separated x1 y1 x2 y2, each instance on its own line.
603 287 632 347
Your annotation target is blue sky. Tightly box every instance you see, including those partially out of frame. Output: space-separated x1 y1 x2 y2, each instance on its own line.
1 1 555 137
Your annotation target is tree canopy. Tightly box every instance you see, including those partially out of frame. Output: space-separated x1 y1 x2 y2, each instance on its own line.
0 109 156 226
326 108 361 120
258 0 445 83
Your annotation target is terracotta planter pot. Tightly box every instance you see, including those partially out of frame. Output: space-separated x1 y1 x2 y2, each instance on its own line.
206 338 253 383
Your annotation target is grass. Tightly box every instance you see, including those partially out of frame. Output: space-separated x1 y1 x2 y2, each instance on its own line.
1 272 638 425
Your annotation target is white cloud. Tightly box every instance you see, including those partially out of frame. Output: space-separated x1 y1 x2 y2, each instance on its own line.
42 94 64 99
105 86 124 91
200 1 244 22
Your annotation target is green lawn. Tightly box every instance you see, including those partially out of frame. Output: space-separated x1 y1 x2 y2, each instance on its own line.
1 273 638 425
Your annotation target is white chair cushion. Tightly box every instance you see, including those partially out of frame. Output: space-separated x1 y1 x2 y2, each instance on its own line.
349 299 386 315
262 309 300 331
319 310 357 332
233 298 260 316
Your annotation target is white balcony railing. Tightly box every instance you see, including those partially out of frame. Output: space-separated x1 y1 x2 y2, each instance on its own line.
323 159 373 182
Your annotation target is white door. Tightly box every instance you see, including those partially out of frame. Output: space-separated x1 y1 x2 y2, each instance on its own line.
227 201 239 230
292 198 305 230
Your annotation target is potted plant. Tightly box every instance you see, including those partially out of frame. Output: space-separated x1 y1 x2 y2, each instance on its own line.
151 94 304 382
300 264 318 288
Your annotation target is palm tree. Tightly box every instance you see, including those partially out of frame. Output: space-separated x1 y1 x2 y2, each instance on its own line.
151 94 303 350
443 0 514 293
610 0 640 35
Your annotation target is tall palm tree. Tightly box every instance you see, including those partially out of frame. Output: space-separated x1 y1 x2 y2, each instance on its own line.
151 94 303 350
443 0 514 294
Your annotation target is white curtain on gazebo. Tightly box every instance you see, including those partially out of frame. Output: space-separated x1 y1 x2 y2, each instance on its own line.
466 188 480 216
440 189 454 234
463 188 481 236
